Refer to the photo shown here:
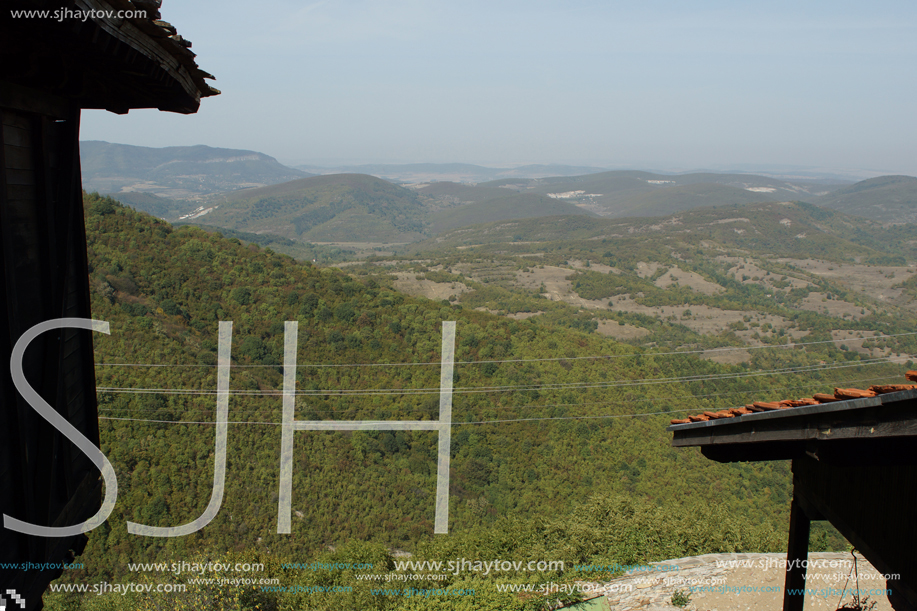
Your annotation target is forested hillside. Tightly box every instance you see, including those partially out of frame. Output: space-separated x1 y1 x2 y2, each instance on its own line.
49 193 908 610
815 175 917 223
200 173 428 242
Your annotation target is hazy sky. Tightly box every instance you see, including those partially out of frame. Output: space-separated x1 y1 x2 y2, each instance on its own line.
80 0 917 175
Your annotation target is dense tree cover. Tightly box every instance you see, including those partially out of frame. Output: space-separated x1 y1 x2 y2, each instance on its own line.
51 193 901 608
46 494 780 611
198 174 427 242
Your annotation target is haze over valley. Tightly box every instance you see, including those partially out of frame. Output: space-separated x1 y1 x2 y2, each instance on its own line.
81 139 917 362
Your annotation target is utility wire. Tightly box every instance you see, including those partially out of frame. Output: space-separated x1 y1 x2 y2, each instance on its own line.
98 409 690 427
95 373 902 416
97 371 908 427
92 330 917 369
94 356 907 398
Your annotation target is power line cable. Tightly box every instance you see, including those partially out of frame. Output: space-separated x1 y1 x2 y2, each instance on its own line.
95 372 902 416
97 372 909 427
94 356 907 398
92 330 917 369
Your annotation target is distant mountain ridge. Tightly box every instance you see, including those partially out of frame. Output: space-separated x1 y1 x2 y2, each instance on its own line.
178 174 603 244
82 141 915 237
475 170 847 217
173 170 916 246
294 162 609 183
81 141 309 199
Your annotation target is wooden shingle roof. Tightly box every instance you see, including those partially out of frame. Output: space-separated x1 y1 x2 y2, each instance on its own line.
2 0 219 114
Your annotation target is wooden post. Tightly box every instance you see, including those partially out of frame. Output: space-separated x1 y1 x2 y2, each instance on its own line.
783 495 810 611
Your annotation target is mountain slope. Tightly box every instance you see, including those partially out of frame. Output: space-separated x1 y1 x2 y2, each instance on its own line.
106 191 187 219
610 182 780 217
81 141 307 198
78 192 822 585
479 170 843 217
415 181 515 204
815 175 917 223
427 193 596 233
415 200 917 268
198 173 428 242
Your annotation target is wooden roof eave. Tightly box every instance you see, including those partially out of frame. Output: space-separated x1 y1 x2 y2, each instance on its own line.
73 0 215 113
668 388 917 464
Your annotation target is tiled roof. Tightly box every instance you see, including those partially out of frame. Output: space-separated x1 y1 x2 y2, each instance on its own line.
669 371 917 425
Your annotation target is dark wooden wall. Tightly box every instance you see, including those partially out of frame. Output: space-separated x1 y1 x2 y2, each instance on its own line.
1 86 102 610
794 455 917 610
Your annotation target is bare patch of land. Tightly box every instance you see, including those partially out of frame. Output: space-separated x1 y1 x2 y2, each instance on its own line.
701 348 752 365
635 261 663 278
778 258 914 304
798 293 866 319
391 272 470 300
568 259 621 274
653 266 724 295
596 321 651 340
512 265 577 297
314 242 408 258
719 256 811 289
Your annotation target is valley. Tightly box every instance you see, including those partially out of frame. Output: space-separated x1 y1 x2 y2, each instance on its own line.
54 153 917 610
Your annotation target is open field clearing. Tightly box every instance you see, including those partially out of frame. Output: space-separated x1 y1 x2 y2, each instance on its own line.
798 293 868 318
701 348 753 365
596 320 652 340
635 261 663 278
778 258 915 303
719 257 812 289
312 241 408 257
653 266 724 295
512 265 575 294
474 307 545 320
391 272 471 300
568 259 620 274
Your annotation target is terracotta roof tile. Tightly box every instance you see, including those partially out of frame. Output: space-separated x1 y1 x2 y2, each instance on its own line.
870 384 917 394
834 388 877 400
669 373 915 428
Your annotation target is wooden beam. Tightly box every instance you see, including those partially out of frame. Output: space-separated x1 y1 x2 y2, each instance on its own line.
700 437 917 466
783 496 810 611
701 440 805 462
